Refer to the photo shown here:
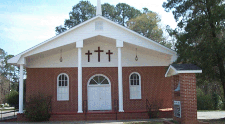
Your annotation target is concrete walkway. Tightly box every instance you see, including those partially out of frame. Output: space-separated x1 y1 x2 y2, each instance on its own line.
0 110 18 121
0 118 172 124
197 111 225 119
0 111 224 123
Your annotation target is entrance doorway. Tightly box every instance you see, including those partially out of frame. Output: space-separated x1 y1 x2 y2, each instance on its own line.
87 74 112 110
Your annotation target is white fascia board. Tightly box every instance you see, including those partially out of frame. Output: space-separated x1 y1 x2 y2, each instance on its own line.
98 16 177 56
177 70 202 74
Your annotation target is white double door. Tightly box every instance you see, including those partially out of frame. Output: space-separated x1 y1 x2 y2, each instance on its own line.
88 86 111 110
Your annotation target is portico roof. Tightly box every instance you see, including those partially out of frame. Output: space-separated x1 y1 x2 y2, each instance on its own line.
165 64 202 77
8 15 177 65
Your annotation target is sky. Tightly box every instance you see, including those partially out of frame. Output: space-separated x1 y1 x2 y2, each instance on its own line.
0 0 177 55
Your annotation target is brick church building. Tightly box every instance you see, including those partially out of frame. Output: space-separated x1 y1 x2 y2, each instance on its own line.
7 0 186 121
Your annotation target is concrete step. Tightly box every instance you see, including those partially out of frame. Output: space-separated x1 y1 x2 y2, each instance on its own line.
50 111 152 121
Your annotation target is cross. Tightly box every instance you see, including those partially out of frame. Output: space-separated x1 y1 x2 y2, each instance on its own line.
106 50 113 62
94 47 104 62
85 50 92 62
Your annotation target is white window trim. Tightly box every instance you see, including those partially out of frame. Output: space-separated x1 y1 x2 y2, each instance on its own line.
57 73 69 101
129 72 142 99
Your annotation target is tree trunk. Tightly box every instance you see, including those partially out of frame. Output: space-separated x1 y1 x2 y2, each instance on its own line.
217 56 225 100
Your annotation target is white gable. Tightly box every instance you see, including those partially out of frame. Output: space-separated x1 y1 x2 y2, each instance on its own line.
8 16 177 66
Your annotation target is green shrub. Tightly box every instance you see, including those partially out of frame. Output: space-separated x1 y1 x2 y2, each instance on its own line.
197 88 224 110
212 92 223 110
197 88 214 110
25 93 52 122
147 99 162 118
216 94 223 110
6 90 19 107
148 110 159 118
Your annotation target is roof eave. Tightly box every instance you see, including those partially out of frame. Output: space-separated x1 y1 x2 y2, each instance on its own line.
165 65 202 77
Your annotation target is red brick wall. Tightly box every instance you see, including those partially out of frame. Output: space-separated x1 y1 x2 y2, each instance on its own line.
26 68 78 113
122 67 172 111
180 73 197 124
26 66 172 113
172 74 198 124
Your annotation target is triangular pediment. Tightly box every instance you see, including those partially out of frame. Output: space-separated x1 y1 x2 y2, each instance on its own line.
8 16 177 65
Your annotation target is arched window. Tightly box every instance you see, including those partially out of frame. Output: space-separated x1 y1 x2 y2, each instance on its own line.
129 72 141 99
88 74 110 85
57 73 69 101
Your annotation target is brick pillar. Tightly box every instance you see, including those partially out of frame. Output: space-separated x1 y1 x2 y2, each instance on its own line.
179 73 197 124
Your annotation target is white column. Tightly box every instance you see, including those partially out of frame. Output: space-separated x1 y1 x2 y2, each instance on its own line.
77 47 83 113
117 40 124 112
19 64 24 113
118 47 124 112
76 40 83 113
